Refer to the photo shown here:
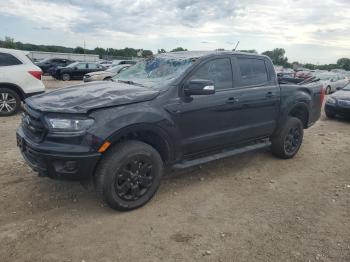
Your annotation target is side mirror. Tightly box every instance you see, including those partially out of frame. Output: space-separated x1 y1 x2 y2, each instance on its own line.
184 79 215 96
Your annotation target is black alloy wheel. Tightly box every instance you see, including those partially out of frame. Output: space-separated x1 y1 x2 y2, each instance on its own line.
271 117 304 159
284 126 302 155
95 140 163 211
115 155 154 201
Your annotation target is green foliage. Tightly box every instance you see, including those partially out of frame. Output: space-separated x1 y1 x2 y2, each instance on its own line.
316 64 338 71
141 50 153 57
170 47 188 52
303 63 316 70
3 37 16 49
157 48 166 54
262 48 290 67
74 46 85 54
0 36 153 59
337 58 350 71
1 36 349 71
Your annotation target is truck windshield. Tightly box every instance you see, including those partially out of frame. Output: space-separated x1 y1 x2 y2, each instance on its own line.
113 56 194 88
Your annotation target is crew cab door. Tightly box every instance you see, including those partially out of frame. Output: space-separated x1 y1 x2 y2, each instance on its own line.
172 55 279 156
174 57 240 155
231 56 280 141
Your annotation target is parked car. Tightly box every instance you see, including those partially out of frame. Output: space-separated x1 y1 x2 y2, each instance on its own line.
0 48 45 116
318 73 349 94
16 51 323 210
98 60 113 69
35 58 74 74
112 60 137 66
52 62 106 81
295 70 312 79
83 64 131 82
325 83 350 119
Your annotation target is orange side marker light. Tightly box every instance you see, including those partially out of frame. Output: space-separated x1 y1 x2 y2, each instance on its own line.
98 141 111 153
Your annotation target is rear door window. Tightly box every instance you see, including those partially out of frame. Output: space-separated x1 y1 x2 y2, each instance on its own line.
88 63 99 69
0 52 23 66
189 58 233 90
237 58 268 87
76 63 87 69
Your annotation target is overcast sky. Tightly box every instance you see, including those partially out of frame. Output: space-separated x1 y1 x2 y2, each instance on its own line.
0 0 349 64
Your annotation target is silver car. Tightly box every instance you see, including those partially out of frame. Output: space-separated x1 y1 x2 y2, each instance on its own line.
83 64 131 82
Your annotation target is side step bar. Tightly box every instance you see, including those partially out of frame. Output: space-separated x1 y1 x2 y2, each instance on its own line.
173 139 271 169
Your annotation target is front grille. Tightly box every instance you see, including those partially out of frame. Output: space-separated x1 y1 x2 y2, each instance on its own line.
22 105 46 142
338 100 350 108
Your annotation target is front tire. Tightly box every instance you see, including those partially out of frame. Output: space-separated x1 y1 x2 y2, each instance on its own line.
94 141 163 211
61 73 71 81
0 88 21 116
325 109 336 119
326 86 332 95
271 117 304 159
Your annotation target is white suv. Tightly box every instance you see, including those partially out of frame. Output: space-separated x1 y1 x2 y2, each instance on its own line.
0 48 45 116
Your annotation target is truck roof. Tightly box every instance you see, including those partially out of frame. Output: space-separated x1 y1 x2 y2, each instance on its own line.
157 50 267 60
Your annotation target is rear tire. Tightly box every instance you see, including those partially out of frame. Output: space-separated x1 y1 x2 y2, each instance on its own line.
326 86 332 95
271 117 304 159
94 140 163 211
0 88 21 117
61 73 71 81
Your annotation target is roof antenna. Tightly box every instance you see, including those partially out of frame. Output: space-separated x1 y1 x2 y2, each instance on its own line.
233 41 240 51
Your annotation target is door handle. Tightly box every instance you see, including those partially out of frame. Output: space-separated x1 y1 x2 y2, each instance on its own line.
266 92 274 98
226 97 239 104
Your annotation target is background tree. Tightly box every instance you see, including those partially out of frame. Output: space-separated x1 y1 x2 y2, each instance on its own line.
337 58 350 71
262 48 290 67
303 63 316 70
94 47 106 59
141 50 153 57
170 47 187 52
3 36 16 49
74 46 85 54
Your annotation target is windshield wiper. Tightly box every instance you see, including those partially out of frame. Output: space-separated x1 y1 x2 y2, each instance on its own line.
118 79 145 87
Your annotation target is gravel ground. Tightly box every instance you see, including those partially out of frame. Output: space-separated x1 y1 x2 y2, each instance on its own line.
0 77 349 262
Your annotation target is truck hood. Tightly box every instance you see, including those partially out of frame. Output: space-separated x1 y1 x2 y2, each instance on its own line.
25 81 160 114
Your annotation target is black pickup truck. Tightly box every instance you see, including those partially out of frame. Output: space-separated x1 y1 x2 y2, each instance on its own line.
17 51 324 211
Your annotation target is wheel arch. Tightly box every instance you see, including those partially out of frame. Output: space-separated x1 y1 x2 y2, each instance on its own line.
0 83 25 100
287 102 309 128
105 123 175 164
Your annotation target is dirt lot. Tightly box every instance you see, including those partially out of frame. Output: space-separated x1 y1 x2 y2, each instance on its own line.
0 77 349 262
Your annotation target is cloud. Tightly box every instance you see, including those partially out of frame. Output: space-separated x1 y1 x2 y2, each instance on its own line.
1 0 350 53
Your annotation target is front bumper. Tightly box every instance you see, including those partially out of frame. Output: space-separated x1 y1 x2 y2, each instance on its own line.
83 76 93 82
24 91 45 99
325 103 350 117
16 127 101 180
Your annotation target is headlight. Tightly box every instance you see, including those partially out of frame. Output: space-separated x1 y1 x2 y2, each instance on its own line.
326 97 337 105
45 117 94 133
